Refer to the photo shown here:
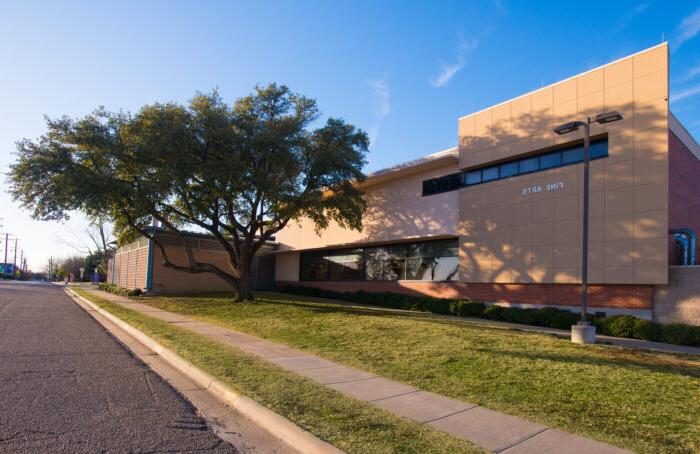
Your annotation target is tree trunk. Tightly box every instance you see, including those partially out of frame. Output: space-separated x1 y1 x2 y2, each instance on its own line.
233 269 254 301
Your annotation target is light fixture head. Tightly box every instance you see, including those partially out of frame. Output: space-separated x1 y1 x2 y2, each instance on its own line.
554 121 584 135
595 111 623 124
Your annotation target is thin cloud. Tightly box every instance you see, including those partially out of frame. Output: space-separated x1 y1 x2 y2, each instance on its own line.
673 6 700 51
430 38 479 88
613 3 649 33
670 83 700 102
367 78 390 147
678 61 700 82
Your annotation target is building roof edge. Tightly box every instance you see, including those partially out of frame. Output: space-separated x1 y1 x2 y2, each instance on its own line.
669 111 700 161
458 42 669 121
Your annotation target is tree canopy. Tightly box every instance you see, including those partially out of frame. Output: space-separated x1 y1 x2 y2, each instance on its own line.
9 84 368 299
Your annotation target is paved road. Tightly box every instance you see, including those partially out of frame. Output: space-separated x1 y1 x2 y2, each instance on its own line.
0 281 236 453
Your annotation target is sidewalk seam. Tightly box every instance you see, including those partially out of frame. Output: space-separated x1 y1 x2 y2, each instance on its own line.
65 288 343 454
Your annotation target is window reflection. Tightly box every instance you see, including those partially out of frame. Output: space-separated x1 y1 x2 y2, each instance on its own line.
300 239 459 282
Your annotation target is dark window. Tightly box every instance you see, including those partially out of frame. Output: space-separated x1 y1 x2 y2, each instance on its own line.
562 146 584 164
422 180 438 196
540 152 562 169
482 166 499 181
465 170 481 185
590 141 607 159
499 161 518 178
421 139 609 196
519 157 539 174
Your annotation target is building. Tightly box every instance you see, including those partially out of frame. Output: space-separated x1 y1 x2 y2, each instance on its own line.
108 44 700 325
274 43 700 325
107 231 276 294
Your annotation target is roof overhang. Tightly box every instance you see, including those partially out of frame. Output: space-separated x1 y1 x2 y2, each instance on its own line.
361 147 459 188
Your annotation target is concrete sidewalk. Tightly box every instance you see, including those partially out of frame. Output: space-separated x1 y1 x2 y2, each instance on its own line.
84 288 629 454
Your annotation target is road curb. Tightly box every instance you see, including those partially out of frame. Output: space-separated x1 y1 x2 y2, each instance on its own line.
65 288 343 454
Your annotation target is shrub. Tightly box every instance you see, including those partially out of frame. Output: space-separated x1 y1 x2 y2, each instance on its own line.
546 310 580 330
483 305 507 321
534 307 578 329
596 315 637 338
452 300 485 317
660 324 700 347
98 282 142 297
631 319 661 342
281 285 700 347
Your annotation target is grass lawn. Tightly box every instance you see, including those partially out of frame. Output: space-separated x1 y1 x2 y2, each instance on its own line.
72 288 481 454
133 291 700 454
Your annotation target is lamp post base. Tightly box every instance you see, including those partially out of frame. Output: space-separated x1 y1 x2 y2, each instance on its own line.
571 321 596 345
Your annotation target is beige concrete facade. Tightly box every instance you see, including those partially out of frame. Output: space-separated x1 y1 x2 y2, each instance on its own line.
275 150 460 251
457 43 669 285
275 44 671 287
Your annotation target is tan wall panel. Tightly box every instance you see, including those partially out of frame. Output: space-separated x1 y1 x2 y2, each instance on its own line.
150 246 235 294
111 245 149 289
276 161 460 252
275 252 300 281
457 44 669 285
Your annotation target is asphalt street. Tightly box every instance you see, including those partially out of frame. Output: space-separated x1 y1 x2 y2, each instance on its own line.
0 281 236 453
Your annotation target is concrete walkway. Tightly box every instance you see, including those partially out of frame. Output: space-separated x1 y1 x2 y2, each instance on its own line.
86 288 629 454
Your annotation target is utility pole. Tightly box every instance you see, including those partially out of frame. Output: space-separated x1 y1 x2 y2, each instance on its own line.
12 239 18 280
3 233 8 279
19 250 24 280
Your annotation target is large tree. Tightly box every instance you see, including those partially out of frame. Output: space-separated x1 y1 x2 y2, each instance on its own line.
9 84 368 300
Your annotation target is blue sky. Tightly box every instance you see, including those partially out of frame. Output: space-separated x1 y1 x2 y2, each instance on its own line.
2 0 700 269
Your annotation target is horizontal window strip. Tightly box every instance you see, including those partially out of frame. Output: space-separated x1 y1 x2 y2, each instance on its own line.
423 139 608 196
299 238 459 282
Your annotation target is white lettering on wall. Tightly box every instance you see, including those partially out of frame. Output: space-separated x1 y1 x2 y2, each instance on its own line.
521 181 564 196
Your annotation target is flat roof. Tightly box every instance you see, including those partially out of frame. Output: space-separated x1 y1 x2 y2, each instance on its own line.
363 146 458 186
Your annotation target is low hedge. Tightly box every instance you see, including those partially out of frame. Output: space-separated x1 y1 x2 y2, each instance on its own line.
98 282 142 297
282 285 700 347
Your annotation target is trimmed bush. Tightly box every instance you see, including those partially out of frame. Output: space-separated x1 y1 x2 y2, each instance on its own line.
483 305 507 321
595 315 637 338
631 319 662 342
451 300 486 317
660 324 700 347
98 282 142 297
282 285 700 347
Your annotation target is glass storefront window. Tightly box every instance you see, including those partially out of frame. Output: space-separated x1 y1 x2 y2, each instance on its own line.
300 239 459 282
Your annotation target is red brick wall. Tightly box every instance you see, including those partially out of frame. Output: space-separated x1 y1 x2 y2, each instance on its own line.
669 131 700 264
277 280 652 309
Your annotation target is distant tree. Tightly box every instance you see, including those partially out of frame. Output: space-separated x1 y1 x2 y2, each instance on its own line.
9 85 368 300
84 250 107 280
62 255 86 281
57 217 114 272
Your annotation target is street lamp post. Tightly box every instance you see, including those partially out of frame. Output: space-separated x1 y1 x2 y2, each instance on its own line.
554 111 623 344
